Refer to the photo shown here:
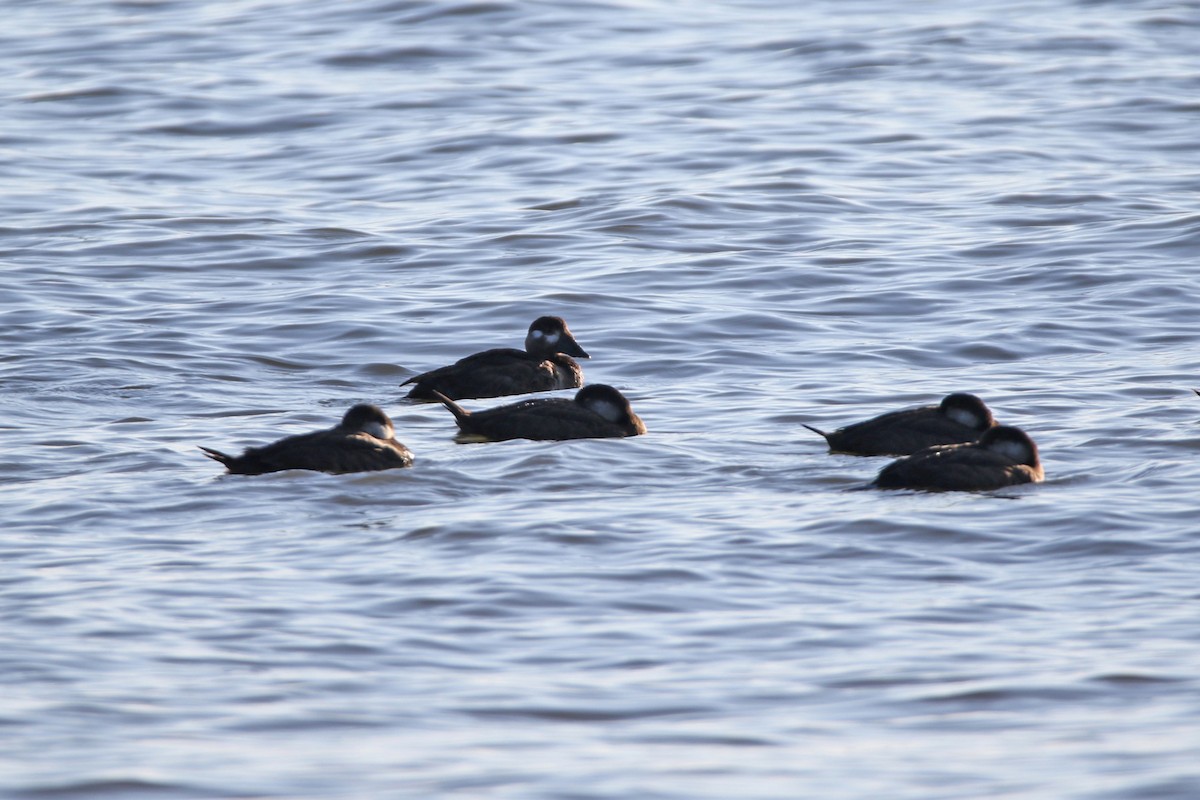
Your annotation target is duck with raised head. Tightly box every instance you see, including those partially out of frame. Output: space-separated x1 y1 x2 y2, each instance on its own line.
200 403 414 475
873 425 1043 492
804 392 996 456
432 384 646 442
402 316 590 401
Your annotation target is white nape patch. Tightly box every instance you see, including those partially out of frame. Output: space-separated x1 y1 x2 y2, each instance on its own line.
990 438 1029 461
361 421 392 440
589 399 622 422
946 407 979 427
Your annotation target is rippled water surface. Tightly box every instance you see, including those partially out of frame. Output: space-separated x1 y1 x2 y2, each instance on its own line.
5 1 1200 797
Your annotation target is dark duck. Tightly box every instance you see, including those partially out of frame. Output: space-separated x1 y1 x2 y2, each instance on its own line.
804 392 996 456
200 403 414 475
432 384 646 442
873 425 1044 492
402 316 590 401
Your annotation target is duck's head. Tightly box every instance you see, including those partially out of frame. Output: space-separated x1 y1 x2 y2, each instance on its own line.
939 392 995 431
341 403 395 440
525 316 590 359
575 383 645 434
979 425 1039 466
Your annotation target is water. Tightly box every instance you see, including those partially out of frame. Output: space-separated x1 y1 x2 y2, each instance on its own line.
4 0 1200 797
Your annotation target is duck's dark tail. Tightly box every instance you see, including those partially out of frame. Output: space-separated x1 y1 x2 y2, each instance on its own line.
404 379 445 402
431 390 472 426
198 446 233 467
801 423 829 439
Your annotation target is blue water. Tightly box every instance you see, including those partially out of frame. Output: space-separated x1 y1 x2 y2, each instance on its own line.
4 1 1200 797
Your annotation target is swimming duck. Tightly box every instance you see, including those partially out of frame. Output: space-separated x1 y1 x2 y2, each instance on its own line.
432 383 646 442
804 392 996 456
200 403 413 475
402 316 590 401
873 425 1043 492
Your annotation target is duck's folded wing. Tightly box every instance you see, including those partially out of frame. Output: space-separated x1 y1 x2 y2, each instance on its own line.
826 407 938 455
463 399 613 441
877 446 1031 491
405 348 543 399
315 434 414 473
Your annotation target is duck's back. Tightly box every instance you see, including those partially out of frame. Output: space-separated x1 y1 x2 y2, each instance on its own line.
404 348 581 401
455 397 625 441
822 405 978 455
212 430 413 474
874 442 1039 491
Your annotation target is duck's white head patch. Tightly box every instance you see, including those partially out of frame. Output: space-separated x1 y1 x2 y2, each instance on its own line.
990 437 1029 461
362 420 393 440
588 399 622 422
946 407 980 427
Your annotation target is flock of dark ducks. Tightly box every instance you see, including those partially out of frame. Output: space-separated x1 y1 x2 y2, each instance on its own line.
200 315 1044 493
